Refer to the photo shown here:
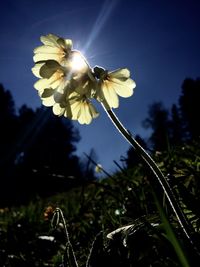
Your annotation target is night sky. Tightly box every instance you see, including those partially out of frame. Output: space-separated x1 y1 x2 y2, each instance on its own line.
1 0 200 172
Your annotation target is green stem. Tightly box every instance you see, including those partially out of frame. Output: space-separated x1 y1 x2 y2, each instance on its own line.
102 104 199 254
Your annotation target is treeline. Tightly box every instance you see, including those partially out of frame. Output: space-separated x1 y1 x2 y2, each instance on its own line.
0 84 94 206
126 78 200 168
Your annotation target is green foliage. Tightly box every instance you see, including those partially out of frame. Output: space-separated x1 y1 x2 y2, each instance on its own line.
154 139 200 234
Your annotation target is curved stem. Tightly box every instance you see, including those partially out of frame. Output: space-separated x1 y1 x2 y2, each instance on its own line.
102 103 199 253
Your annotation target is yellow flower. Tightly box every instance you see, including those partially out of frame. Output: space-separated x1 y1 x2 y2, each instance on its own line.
51 93 71 118
53 91 99 124
33 60 69 91
69 93 99 124
32 59 92 107
33 34 72 64
38 88 66 108
32 55 98 124
95 67 136 109
32 61 69 107
33 66 67 94
95 164 103 173
50 70 98 124
32 35 93 109
32 34 137 124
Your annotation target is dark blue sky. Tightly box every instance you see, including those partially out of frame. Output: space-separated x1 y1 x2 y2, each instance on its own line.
1 0 200 172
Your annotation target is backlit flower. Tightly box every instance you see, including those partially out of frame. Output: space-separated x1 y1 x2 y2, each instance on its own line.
32 34 136 124
53 89 99 124
32 60 70 107
52 92 72 118
33 62 68 93
33 34 72 64
71 94 99 124
95 67 136 109
32 35 92 109
32 57 92 104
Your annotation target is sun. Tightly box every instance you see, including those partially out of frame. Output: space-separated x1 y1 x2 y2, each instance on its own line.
70 51 88 71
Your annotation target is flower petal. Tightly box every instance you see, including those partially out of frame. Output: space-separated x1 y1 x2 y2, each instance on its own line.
32 62 45 78
42 95 55 107
34 78 49 91
110 78 136 97
78 101 99 124
40 60 61 78
47 71 64 89
52 103 65 116
78 103 91 124
88 102 99 119
109 68 130 80
33 46 64 63
40 34 60 46
101 80 119 108
71 101 82 120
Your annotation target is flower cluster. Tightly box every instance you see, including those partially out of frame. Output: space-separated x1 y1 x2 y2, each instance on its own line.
32 34 136 124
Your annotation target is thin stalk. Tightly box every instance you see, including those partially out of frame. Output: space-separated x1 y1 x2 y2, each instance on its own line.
84 152 113 179
53 208 79 267
102 103 199 254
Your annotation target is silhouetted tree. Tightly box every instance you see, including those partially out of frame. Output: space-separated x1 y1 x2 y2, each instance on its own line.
143 102 170 151
0 85 85 205
169 104 183 145
18 104 35 125
19 107 79 171
179 78 200 140
125 135 147 168
15 107 82 201
0 84 15 117
0 85 19 205
125 76 200 171
0 84 18 159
